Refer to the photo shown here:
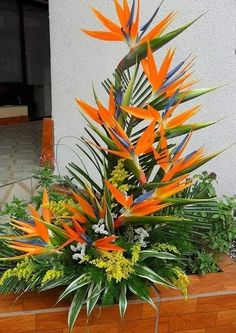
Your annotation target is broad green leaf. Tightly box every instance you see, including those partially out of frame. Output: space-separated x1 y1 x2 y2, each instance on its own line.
40 275 74 292
68 286 88 332
165 122 216 139
151 87 218 110
134 264 172 287
123 63 139 106
139 250 177 261
86 281 103 316
165 198 217 206
58 274 92 303
174 152 220 178
124 216 191 225
128 279 156 309
119 284 128 318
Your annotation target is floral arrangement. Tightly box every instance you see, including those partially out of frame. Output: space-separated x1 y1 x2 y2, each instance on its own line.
0 1 224 332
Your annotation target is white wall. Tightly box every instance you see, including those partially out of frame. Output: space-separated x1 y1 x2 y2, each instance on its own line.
49 0 236 196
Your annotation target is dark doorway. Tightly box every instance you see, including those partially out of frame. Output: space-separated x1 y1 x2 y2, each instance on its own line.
0 0 51 121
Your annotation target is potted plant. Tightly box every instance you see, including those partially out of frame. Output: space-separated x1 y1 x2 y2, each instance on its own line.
0 1 234 333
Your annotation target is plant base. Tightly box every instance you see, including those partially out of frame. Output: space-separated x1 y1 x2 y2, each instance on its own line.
0 255 236 333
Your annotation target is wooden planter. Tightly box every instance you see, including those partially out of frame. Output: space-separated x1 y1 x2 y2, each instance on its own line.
0 254 236 333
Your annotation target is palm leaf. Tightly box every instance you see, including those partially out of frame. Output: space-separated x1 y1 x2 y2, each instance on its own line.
68 286 88 332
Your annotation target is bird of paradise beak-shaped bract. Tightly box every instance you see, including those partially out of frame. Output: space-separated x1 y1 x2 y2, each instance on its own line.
81 0 176 49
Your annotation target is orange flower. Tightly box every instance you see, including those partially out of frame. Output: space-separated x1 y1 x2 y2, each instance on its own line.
94 236 124 252
81 1 176 48
106 181 169 227
8 241 47 257
141 45 175 93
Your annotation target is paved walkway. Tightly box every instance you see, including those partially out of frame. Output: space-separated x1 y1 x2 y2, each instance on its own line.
0 121 42 185
0 121 42 209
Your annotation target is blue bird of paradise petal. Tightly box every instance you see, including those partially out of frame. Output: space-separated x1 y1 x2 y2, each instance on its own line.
139 0 165 39
110 128 132 150
115 88 123 119
115 107 121 120
165 61 185 82
22 219 35 226
133 190 154 204
165 54 192 82
162 90 179 117
121 28 130 43
161 71 187 92
116 88 123 105
185 150 197 161
81 233 93 245
172 134 189 156
15 239 48 247
127 0 136 30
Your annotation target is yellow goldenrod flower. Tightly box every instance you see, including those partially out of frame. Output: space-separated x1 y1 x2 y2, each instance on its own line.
172 267 189 298
153 243 180 255
41 268 64 285
109 159 134 192
0 258 36 285
90 245 140 283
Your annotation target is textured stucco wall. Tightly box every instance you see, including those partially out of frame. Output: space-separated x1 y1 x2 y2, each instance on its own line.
49 0 236 195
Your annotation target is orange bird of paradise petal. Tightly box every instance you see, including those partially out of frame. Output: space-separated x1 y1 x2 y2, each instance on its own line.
63 204 87 223
106 181 133 208
142 44 175 93
135 120 156 155
7 241 47 259
76 98 103 124
153 121 170 172
29 205 50 243
130 201 170 216
10 219 39 238
121 105 161 122
81 1 175 49
73 192 96 219
165 105 201 129
94 235 124 252
42 189 52 223
55 221 87 251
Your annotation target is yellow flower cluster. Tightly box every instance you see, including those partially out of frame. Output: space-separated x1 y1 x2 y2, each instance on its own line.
109 159 133 192
41 268 64 285
153 243 180 254
0 259 35 285
172 267 189 298
90 245 141 283
44 199 75 217
131 243 141 263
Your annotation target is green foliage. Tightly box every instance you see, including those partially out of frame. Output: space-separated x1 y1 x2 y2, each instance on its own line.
154 172 236 275
31 166 71 209
0 2 231 332
0 196 28 219
32 166 61 189
206 196 236 253
190 251 219 275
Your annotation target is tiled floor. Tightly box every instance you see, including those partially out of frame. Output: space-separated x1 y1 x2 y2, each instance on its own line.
0 121 42 184
0 121 42 208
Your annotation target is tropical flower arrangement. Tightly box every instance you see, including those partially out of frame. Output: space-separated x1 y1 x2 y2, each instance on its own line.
0 1 226 332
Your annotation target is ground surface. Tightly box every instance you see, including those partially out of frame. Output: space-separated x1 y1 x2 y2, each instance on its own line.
0 121 42 185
